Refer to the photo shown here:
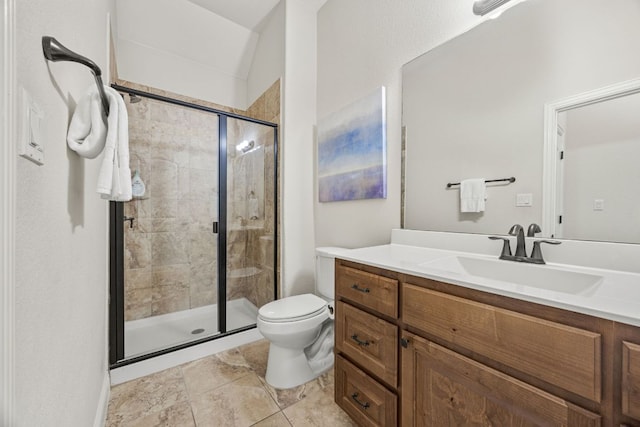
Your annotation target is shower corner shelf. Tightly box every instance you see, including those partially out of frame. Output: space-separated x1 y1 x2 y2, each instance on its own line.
228 267 262 279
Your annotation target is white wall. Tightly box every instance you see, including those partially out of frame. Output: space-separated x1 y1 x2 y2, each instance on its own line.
116 0 287 110
281 0 325 296
14 0 114 425
115 0 259 110
247 1 285 106
315 0 485 249
116 38 248 109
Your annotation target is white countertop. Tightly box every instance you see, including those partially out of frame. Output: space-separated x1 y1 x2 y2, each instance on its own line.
335 243 640 328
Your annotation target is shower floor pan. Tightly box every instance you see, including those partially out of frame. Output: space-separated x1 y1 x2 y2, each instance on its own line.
124 298 258 358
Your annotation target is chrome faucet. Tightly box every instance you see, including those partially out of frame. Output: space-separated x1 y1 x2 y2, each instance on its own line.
489 223 561 264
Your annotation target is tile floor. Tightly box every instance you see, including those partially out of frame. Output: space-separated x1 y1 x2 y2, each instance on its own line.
106 339 357 427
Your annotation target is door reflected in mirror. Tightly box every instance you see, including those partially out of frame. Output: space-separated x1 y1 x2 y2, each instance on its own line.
544 81 640 244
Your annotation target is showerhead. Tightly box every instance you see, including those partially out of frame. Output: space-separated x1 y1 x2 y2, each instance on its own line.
236 140 255 154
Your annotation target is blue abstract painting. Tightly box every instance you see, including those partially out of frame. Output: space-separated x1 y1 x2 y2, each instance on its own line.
318 87 387 202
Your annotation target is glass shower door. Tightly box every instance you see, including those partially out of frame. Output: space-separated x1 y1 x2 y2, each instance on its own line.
223 117 277 331
121 94 221 359
110 85 279 365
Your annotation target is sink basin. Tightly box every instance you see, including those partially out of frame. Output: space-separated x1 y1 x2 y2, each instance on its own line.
419 256 603 294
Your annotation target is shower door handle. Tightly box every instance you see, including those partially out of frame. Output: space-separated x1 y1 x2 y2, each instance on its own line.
123 216 135 229
212 222 218 234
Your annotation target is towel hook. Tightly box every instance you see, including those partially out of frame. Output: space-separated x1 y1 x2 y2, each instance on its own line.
42 36 110 123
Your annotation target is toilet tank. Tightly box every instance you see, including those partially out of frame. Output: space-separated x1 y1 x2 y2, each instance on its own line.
315 247 347 300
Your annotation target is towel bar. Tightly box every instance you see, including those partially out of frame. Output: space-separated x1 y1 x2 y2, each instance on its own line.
447 177 516 188
42 36 109 123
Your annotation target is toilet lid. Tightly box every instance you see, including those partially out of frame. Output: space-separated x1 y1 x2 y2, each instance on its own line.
258 294 328 322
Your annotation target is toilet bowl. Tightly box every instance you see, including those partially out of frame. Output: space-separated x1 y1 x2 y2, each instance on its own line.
258 294 331 388
257 247 344 389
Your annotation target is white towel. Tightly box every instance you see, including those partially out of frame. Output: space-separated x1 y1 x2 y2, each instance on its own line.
460 178 486 212
67 85 132 201
97 86 132 201
66 86 108 159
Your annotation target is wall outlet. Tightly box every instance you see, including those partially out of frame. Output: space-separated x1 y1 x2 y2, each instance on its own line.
516 193 533 207
593 199 605 211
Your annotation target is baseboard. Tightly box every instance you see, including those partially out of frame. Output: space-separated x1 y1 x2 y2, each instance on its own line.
93 371 111 427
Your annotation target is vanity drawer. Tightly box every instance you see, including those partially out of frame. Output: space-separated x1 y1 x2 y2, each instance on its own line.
336 301 398 388
402 283 602 402
335 355 397 427
622 341 640 419
336 265 398 318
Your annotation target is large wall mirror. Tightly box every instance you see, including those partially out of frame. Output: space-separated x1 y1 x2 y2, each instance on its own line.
402 0 640 243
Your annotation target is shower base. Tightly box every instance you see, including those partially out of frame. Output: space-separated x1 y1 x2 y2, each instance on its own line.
124 298 258 358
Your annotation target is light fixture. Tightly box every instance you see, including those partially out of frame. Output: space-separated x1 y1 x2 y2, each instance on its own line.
473 0 512 16
236 140 255 153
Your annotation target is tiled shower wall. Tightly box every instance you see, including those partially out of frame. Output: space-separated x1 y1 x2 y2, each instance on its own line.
121 80 280 322
245 81 281 305
226 79 280 311
226 120 276 310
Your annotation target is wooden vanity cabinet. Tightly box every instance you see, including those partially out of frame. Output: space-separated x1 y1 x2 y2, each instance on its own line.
615 322 640 426
621 341 640 420
334 259 640 427
335 260 400 426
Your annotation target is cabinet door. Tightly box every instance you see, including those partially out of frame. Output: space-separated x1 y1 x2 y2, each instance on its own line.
622 341 640 420
401 332 601 427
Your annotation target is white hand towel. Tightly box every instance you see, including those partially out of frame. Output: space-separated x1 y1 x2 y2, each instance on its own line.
67 85 132 201
97 86 132 201
66 86 107 159
460 178 486 212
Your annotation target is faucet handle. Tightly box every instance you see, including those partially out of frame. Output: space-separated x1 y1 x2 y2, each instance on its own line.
530 239 561 264
489 236 512 259
527 223 542 237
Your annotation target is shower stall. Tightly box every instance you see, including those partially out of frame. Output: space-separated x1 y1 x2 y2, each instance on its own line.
109 86 278 365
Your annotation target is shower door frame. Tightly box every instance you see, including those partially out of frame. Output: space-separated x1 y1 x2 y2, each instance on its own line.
109 85 278 368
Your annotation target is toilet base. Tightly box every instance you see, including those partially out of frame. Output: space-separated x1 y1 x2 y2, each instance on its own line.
265 343 318 389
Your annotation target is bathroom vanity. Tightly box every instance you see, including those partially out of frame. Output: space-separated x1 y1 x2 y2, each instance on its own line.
333 232 640 426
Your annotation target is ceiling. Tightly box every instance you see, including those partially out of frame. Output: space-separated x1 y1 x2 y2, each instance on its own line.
115 0 281 83
187 0 281 31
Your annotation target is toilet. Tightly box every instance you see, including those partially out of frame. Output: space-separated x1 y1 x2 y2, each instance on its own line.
257 247 343 389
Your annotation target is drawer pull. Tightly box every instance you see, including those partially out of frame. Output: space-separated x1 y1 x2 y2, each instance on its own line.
351 392 370 410
351 283 370 293
351 334 371 347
